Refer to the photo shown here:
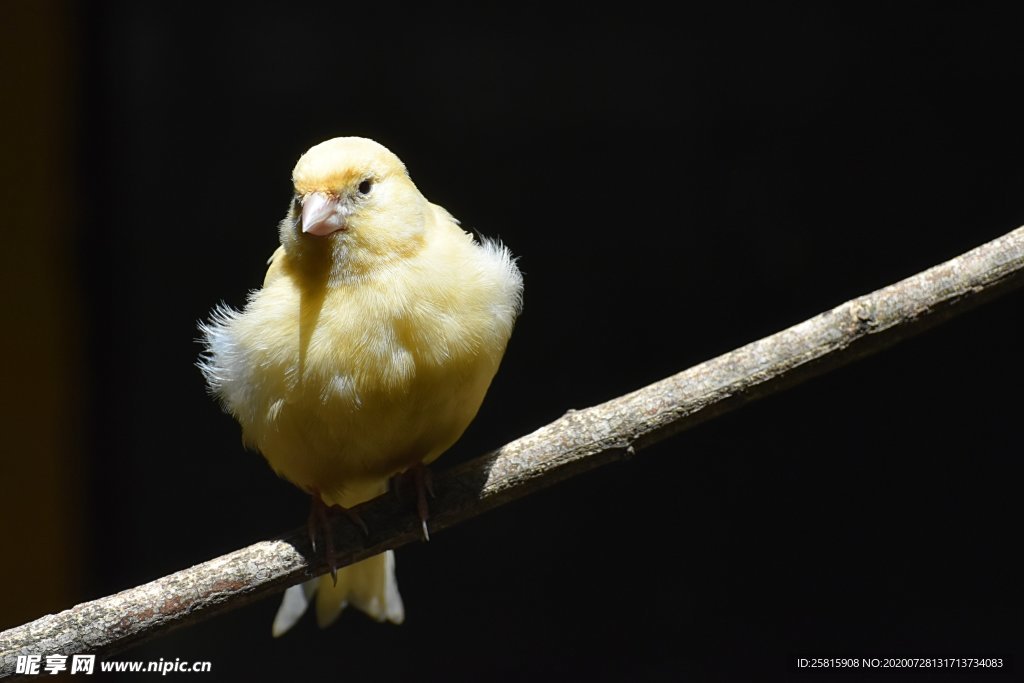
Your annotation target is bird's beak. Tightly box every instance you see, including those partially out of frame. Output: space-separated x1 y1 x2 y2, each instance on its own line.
301 192 347 236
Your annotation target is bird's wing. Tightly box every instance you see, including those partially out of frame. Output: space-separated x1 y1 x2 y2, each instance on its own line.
264 246 287 286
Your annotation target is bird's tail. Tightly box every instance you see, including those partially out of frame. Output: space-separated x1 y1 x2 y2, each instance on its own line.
271 482 405 636
272 551 405 636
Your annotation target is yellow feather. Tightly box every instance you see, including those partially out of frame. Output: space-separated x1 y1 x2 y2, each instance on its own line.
200 137 522 633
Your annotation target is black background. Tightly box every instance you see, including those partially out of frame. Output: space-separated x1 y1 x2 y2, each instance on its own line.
4 3 1023 681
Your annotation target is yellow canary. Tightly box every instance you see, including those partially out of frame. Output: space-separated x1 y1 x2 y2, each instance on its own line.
199 137 522 635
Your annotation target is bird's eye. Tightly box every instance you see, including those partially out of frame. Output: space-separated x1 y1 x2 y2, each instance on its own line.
358 179 373 194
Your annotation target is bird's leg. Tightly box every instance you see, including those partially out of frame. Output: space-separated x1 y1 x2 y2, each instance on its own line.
306 487 369 586
391 463 434 541
307 497 321 554
306 492 338 585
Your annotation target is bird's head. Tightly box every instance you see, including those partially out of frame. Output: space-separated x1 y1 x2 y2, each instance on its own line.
280 137 428 282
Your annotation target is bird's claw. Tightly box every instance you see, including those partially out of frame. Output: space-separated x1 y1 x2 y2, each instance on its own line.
329 502 369 538
390 464 434 541
415 466 431 542
307 488 367 585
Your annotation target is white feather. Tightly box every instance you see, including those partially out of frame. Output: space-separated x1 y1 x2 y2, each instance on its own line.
271 580 318 638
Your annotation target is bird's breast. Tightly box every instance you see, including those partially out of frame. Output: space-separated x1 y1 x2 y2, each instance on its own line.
230 279 503 498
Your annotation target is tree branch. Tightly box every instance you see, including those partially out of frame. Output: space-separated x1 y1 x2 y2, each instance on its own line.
4 226 1024 677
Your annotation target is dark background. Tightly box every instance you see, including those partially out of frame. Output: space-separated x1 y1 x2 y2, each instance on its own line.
2 3 1022 681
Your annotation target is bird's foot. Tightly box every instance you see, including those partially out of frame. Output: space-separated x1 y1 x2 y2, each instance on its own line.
306 488 369 586
392 463 434 541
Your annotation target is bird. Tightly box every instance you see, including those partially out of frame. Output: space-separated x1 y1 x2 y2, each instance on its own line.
198 136 523 635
